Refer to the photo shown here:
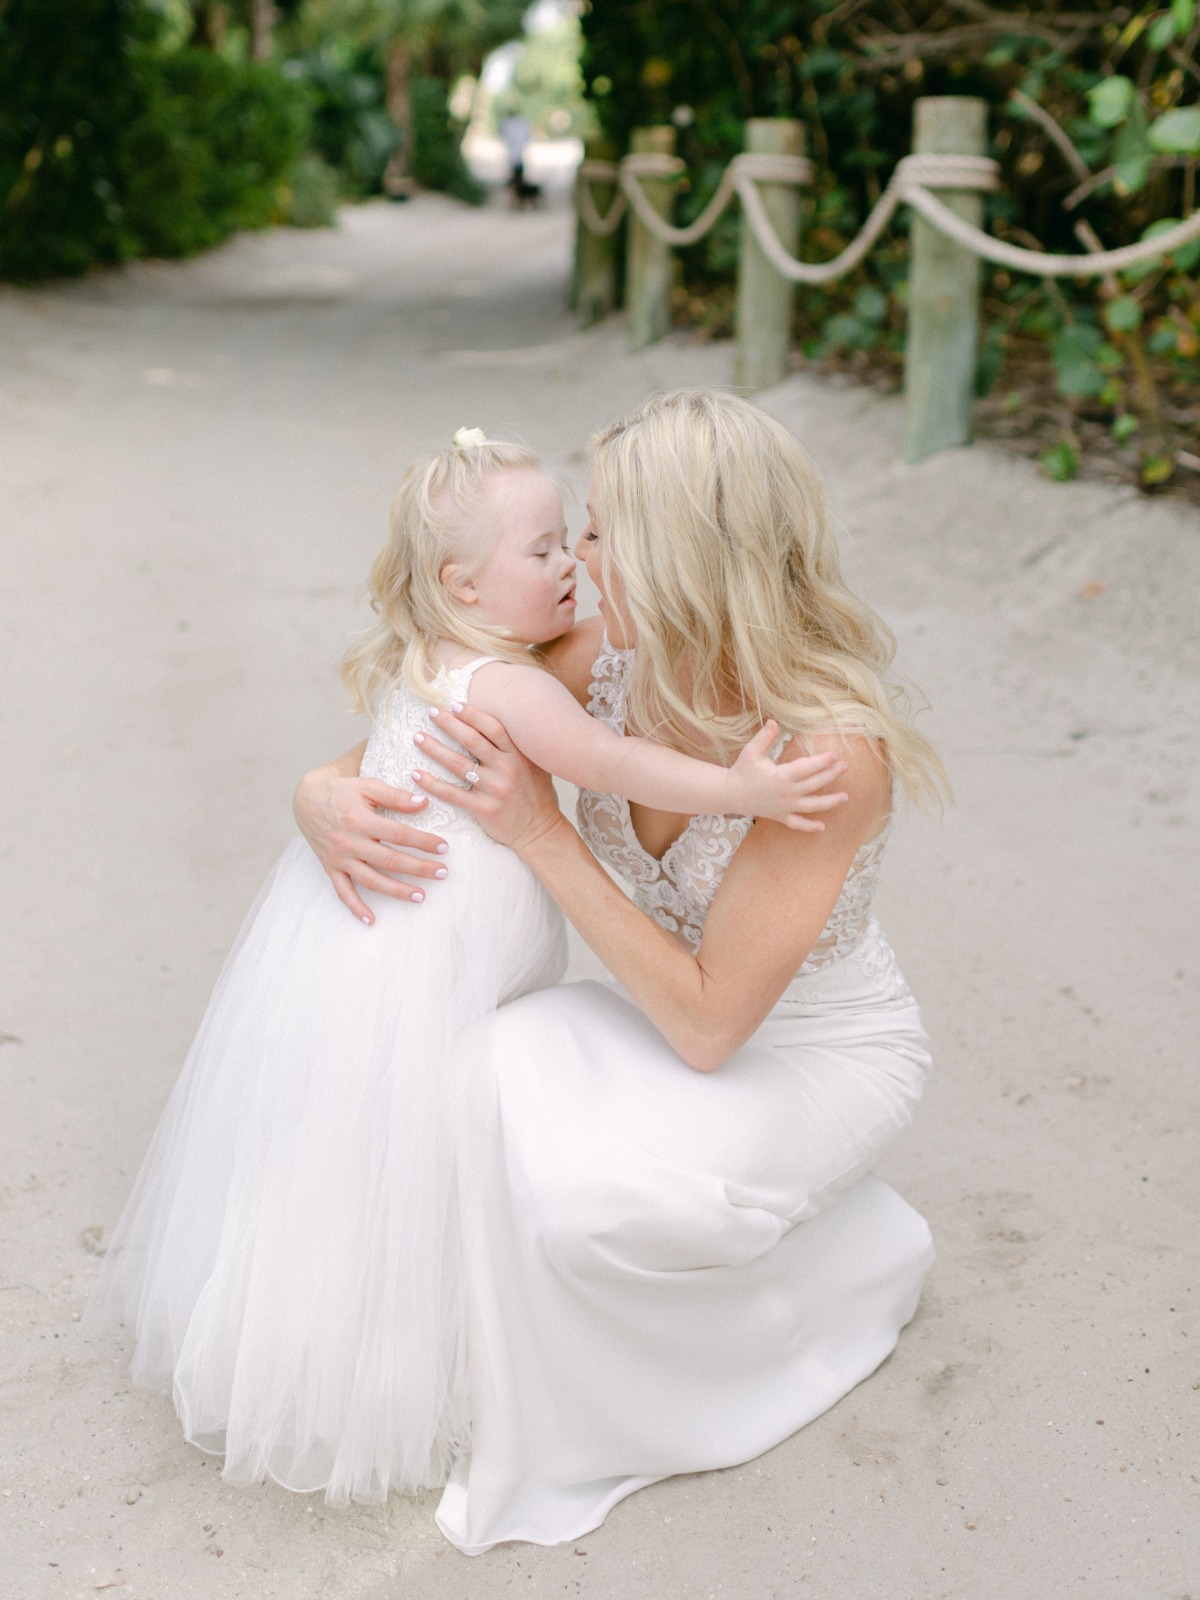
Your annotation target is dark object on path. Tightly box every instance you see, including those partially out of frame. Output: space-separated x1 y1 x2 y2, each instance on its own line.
508 163 542 209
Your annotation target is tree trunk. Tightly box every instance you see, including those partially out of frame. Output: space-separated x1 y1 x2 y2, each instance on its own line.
192 2 229 49
384 39 415 198
250 0 276 62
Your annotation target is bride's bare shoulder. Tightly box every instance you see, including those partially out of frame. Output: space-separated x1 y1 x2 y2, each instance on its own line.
779 728 892 836
535 616 606 708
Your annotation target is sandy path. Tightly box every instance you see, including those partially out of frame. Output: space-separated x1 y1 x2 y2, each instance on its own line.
1 196 1196 1600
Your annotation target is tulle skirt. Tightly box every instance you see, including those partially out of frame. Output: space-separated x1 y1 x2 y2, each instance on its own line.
85 833 567 1505
436 924 934 1553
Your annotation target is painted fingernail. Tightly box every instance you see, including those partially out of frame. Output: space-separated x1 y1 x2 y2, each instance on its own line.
430 708 441 719
361 915 371 925
411 890 424 903
450 701 465 713
435 867 448 879
413 732 425 744
413 770 425 782
436 842 449 855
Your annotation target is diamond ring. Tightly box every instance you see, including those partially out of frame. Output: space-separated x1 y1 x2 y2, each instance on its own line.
464 761 481 787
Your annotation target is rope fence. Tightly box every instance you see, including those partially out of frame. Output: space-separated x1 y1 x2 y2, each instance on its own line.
572 96 1200 463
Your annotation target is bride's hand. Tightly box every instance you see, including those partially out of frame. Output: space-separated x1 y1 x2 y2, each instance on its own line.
293 758 452 924
410 704 565 852
728 722 850 831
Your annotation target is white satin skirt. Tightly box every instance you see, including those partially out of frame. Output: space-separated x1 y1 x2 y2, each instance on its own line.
437 923 934 1553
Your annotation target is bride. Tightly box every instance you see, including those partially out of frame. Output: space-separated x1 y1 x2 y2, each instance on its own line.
295 388 945 1554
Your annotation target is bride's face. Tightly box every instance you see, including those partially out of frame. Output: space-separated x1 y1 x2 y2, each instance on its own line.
576 485 636 649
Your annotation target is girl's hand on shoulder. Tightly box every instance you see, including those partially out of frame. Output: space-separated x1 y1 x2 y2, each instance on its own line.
293 756 451 924
728 721 850 830
411 703 566 853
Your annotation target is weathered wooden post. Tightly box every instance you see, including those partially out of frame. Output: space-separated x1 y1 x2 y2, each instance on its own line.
573 137 619 325
626 125 677 351
735 119 805 392
903 97 988 463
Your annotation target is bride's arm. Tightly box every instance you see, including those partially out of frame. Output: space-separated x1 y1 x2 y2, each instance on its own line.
292 742 455 923
415 706 889 1073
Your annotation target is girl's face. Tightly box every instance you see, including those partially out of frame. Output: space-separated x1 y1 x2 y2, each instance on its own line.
446 468 577 645
576 479 636 649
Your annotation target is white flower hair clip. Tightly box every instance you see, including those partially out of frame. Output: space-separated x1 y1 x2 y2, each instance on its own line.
452 426 488 448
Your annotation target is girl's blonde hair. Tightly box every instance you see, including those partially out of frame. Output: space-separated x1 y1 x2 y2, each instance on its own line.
341 438 538 713
591 389 947 809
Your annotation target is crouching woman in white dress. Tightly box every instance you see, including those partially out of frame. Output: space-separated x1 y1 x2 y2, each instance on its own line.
295 389 946 1554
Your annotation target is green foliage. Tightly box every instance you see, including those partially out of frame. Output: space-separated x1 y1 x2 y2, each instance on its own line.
121 48 309 256
1086 76 1133 130
1148 108 1200 155
1103 296 1142 334
283 44 400 194
296 0 526 81
493 11 596 140
284 150 341 225
0 2 311 280
1 0 522 280
582 0 1200 486
1041 440 1080 480
1052 322 1116 396
0 0 154 279
285 1 528 200
409 74 483 202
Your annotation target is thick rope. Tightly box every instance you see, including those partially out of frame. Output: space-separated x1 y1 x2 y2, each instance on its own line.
577 151 812 248
575 159 626 236
735 154 998 285
577 144 1200 281
901 184 1200 277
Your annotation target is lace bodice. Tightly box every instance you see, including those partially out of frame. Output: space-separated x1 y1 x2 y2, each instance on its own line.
575 638 890 980
361 659 496 835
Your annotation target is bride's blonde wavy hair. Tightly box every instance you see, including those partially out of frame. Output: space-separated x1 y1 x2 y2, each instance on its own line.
341 438 539 713
591 389 947 809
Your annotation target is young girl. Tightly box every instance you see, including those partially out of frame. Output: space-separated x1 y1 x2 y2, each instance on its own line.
87 433 847 1510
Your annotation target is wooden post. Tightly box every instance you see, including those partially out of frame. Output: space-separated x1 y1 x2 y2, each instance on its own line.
903 97 988 462
574 137 618 325
626 125 676 351
735 119 805 392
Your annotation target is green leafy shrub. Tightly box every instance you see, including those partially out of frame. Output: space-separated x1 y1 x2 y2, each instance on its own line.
284 45 400 197
1 3 311 280
121 48 309 256
284 150 341 227
409 76 484 205
0 0 152 279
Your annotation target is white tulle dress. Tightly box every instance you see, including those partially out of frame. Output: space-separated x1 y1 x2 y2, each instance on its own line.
86 657 567 1504
433 637 935 1553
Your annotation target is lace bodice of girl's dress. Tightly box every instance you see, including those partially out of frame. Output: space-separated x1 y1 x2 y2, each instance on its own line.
576 637 891 988
361 659 496 836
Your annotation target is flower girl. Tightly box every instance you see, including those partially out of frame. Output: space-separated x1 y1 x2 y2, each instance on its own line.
88 434 844 1508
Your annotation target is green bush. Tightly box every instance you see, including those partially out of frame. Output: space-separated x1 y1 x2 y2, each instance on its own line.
410 76 484 206
120 48 308 257
126 49 304 252
284 150 340 228
1 4 312 281
285 45 400 197
0 0 152 280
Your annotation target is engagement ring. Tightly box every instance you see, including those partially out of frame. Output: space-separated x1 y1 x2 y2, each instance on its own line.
464 761 481 787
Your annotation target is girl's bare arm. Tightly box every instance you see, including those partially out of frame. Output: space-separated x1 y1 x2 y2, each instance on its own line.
413 705 888 1072
460 661 847 831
